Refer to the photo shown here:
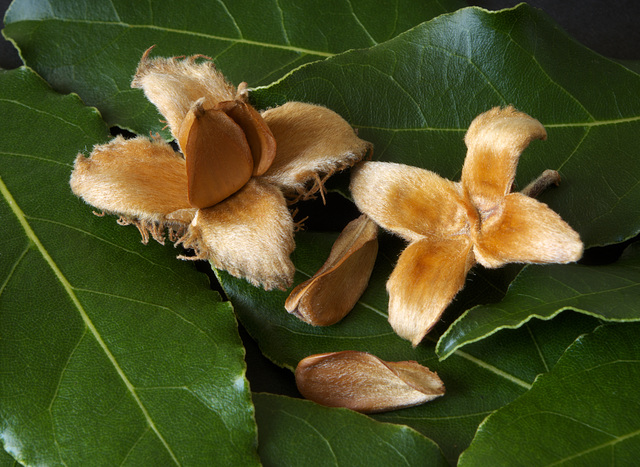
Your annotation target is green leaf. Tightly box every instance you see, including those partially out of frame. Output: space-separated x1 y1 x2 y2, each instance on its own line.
215 6 640 460
253 4 640 249
253 393 448 466
0 448 20 467
4 2 640 465
437 243 640 359
2 0 464 134
218 231 604 463
0 67 257 465
459 323 640 466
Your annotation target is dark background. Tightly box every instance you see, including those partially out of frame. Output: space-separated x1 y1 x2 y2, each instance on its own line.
2 0 639 394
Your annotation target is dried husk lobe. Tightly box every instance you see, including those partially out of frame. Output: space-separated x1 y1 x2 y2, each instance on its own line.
69 135 195 244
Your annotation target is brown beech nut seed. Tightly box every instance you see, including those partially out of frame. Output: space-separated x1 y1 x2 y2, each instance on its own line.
285 215 378 326
295 350 445 413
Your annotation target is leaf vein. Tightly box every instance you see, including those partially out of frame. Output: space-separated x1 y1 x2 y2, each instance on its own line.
0 98 88 133
39 17 333 57
1 150 74 168
382 409 495 422
0 177 182 465
274 0 290 45
26 215 185 273
107 0 122 23
47 327 88 412
73 287 217 342
555 125 590 172
525 323 550 372
120 426 151 466
356 114 640 133
279 410 339 464
0 244 30 297
347 3 377 46
504 30 596 122
217 0 243 38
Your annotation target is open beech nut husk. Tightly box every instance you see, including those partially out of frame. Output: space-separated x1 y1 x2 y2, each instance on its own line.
285 215 378 325
70 46 373 291
295 350 445 413
350 106 583 346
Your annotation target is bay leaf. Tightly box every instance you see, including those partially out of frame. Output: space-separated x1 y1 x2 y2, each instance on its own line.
253 393 448 466
437 243 640 359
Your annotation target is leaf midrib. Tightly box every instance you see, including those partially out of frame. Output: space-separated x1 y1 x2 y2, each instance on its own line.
0 176 181 465
355 114 640 133
546 426 640 466
22 17 334 58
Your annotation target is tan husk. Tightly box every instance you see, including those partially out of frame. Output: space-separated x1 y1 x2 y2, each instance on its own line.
387 237 475 346
261 102 373 201
286 215 378 325
131 46 237 141
177 178 295 291
295 351 445 413
70 48 373 290
70 135 196 244
350 106 583 345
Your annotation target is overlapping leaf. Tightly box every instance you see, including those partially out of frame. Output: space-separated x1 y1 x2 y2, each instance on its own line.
218 231 604 463
3 0 463 134
253 393 448 466
459 323 640 465
0 67 257 466
3 1 640 465
243 4 640 391
253 5 640 249
437 243 640 359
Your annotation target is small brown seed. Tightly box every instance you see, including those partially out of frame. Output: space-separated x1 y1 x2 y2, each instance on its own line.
216 100 277 176
178 98 254 209
285 215 378 325
295 350 445 413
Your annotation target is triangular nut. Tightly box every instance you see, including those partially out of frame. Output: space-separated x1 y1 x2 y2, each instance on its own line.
285 215 378 326
295 350 445 413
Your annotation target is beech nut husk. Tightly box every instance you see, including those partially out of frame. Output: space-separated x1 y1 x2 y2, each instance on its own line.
70 47 373 291
350 106 583 346
295 350 445 413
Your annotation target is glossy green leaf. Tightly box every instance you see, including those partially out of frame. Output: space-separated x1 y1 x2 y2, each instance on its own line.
214 6 640 461
0 448 20 467
459 323 640 466
2 0 463 135
0 67 257 466
253 393 448 466
4 2 640 465
253 4 640 249
437 243 640 359
218 231 604 463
